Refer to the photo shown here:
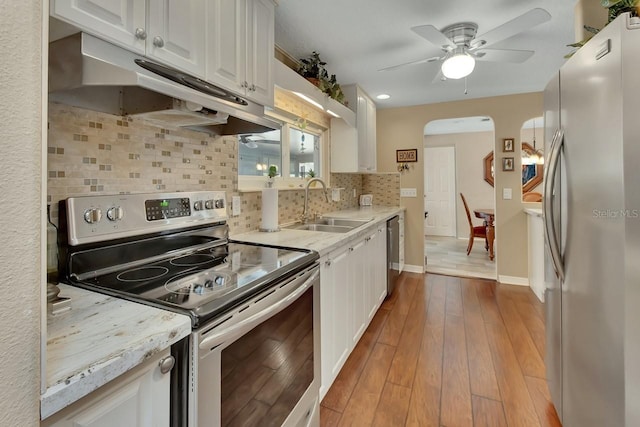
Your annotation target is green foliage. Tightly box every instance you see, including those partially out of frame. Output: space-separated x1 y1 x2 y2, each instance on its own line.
268 165 278 178
565 0 638 59
307 169 315 178
601 0 639 22
297 51 346 105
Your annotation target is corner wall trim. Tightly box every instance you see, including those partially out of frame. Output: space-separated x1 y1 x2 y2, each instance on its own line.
498 275 529 286
403 264 424 274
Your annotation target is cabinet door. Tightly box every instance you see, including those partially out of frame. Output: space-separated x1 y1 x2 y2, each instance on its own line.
366 97 377 171
42 350 171 427
374 225 387 308
51 0 146 53
206 0 246 95
147 0 205 77
245 0 275 106
350 240 367 345
365 231 378 322
320 249 351 398
356 91 377 172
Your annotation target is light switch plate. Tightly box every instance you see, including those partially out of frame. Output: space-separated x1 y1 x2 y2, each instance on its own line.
232 196 241 216
331 188 341 202
400 188 417 197
503 188 512 200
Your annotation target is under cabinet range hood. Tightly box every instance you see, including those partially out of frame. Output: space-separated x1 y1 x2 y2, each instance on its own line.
48 33 277 135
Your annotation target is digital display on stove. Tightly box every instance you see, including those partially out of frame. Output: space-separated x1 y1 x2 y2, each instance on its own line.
145 197 191 221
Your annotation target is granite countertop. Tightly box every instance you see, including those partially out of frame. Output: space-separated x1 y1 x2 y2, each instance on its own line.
231 206 404 257
41 284 192 420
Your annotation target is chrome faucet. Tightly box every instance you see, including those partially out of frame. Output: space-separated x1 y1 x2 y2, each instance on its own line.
301 178 329 223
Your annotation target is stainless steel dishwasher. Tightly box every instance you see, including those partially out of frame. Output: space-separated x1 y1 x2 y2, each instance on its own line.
387 216 400 295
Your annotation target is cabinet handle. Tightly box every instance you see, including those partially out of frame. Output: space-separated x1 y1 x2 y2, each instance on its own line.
153 36 165 48
249 84 256 92
325 260 332 267
135 28 147 40
241 81 249 89
349 247 354 252
159 355 175 374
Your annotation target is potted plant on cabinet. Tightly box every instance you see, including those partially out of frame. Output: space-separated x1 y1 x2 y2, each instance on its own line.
297 51 346 105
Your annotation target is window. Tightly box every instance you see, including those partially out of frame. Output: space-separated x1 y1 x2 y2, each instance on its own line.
289 127 320 178
238 129 281 177
238 118 325 189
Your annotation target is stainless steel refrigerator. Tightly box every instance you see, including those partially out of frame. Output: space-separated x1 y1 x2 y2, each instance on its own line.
543 12 640 427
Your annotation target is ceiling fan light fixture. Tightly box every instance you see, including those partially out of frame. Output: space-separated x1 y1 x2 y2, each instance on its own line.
441 47 475 79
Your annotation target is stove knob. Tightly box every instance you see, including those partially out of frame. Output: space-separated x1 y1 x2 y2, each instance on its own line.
83 208 102 224
107 206 124 221
214 276 225 286
214 199 225 209
193 200 204 211
205 199 214 210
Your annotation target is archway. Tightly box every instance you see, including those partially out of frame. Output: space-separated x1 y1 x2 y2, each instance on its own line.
423 116 497 279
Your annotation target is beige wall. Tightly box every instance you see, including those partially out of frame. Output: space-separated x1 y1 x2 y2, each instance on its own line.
425 131 495 238
377 92 544 279
0 1 43 425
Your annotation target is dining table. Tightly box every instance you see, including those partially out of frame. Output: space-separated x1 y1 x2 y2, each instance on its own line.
473 208 495 261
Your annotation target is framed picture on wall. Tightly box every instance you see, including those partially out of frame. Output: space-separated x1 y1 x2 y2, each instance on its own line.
502 157 515 171
503 138 514 152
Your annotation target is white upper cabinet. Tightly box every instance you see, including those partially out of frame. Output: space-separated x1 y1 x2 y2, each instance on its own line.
52 0 207 77
331 84 377 172
51 0 146 53
146 0 206 76
206 0 275 106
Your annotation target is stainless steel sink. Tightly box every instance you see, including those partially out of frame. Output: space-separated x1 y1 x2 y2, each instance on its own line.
314 217 372 227
286 223 353 233
284 217 372 233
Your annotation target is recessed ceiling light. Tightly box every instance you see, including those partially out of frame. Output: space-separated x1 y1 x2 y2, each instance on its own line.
376 94 390 100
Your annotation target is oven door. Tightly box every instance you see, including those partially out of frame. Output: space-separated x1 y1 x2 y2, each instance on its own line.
191 264 320 427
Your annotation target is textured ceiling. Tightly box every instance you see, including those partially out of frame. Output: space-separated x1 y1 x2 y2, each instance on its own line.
274 0 577 109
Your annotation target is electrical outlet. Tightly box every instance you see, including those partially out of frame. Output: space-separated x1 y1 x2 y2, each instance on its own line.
400 188 417 197
232 196 241 216
503 188 512 200
353 188 356 198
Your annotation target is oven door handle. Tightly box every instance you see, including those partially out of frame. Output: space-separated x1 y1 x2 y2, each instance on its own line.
199 267 319 351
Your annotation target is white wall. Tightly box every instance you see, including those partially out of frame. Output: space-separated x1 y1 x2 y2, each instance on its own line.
0 1 43 426
425 131 495 238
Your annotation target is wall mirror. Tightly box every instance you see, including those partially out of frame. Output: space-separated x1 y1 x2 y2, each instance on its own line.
482 143 543 193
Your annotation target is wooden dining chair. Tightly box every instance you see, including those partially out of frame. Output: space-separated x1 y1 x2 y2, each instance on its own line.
460 193 488 256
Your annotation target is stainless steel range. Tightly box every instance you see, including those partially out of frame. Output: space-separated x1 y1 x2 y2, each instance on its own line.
58 191 320 427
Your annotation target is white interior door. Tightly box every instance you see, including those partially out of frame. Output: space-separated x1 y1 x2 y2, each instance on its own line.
424 146 456 236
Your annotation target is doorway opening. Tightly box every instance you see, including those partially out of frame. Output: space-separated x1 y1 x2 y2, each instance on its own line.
423 116 497 279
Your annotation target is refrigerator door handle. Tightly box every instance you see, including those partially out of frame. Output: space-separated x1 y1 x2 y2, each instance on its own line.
543 128 565 281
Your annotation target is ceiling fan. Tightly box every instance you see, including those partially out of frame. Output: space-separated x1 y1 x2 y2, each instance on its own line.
379 8 551 81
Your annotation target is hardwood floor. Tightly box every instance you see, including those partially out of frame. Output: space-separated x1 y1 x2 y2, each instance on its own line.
320 273 561 427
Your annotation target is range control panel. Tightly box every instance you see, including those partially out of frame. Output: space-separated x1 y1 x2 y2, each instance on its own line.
65 191 227 245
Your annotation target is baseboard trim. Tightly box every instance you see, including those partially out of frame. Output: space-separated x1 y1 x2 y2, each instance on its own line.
402 264 424 274
498 275 529 286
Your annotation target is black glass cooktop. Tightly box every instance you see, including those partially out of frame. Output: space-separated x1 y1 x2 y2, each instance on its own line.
68 240 317 327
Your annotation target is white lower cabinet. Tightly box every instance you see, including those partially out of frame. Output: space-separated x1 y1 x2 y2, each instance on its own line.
41 350 173 427
320 223 388 399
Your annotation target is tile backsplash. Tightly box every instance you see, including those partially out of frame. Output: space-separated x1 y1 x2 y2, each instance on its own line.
47 102 399 270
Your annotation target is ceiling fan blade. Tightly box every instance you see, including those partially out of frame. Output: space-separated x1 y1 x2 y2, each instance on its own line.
411 24 455 49
475 48 534 63
431 68 446 83
470 8 551 50
378 56 441 72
